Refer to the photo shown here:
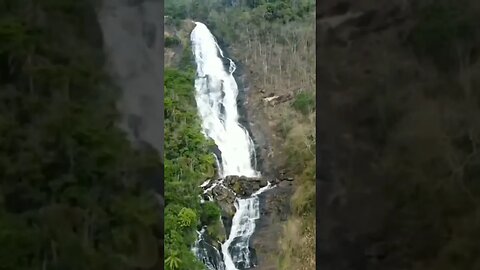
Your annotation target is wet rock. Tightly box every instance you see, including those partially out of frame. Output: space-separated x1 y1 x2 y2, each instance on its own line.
223 175 269 198
271 178 280 185
252 178 294 269
209 184 236 217
201 175 271 233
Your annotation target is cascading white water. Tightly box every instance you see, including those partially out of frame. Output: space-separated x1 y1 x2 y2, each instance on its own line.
191 22 269 270
191 22 258 178
192 227 226 270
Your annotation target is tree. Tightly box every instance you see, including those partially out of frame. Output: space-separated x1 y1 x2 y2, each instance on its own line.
166 250 182 270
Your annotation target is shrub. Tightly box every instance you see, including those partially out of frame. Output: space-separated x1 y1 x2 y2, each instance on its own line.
200 201 221 224
165 35 181 48
178 207 198 229
291 91 315 115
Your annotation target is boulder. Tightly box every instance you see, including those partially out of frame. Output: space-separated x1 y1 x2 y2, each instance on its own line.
223 175 269 198
209 184 236 217
200 175 272 237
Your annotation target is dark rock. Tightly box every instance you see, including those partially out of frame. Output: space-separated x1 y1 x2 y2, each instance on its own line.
210 144 222 164
329 1 351 16
260 178 268 187
351 10 377 28
278 181 290 188
202 175 270 222
223 175 269 198
252 178 294 269
202 180 237 219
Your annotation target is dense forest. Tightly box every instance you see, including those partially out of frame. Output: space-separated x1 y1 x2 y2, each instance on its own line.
163 48 223 270
165 0 315 269
0 0 163 269
318 0 480 269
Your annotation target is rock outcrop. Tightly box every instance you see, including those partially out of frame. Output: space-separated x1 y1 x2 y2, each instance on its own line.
223 175 269 197
202 176 272 219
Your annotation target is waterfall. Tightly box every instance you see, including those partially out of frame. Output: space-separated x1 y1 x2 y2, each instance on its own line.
192 227 226 270
191 22 258 178
190 22 269 270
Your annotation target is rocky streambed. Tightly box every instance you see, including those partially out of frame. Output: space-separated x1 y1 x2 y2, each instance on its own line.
198 174 294 269
203 176 270 217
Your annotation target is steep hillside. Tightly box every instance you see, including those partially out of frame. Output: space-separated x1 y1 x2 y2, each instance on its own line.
318 0 480 269
205 3 316 269
163 18 225 270
164 1 315 269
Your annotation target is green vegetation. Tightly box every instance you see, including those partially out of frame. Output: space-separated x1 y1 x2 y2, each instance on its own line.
0 0 163 269
164 47 222 269
165 1 315 269
165 0 223 24
165 35 181 48
200 201 222 224
163 67 210 270
278 113 315 270
191 1 315 269
292 91 315 116
170 1 316 269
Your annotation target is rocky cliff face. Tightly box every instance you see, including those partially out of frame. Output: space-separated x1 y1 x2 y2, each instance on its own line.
97 0 164 158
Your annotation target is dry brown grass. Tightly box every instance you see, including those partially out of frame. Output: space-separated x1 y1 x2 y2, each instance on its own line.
278 125 316 269
278 216 316 270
